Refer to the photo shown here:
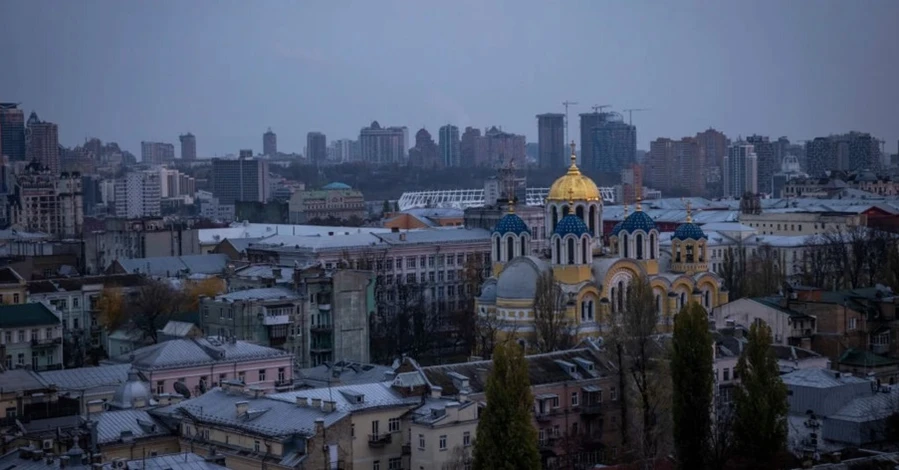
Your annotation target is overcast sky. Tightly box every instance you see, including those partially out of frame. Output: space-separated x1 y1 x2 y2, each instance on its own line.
1 0 897 156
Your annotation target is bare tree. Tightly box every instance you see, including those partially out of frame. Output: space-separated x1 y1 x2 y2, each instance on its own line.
533 270 573 353
126 279 186 344
708 394 737 470
744 244 784 297
441 445 473 470
721 242 748 299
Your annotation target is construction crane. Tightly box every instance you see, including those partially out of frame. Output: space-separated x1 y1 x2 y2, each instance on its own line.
562 100 578 148
592 104 612 114
623 108 650 125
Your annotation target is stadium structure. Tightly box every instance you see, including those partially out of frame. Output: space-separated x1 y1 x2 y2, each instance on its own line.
397 186 616 211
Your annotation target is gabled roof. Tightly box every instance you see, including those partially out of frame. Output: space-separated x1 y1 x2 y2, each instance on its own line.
0 302 59 328
106 337 291 371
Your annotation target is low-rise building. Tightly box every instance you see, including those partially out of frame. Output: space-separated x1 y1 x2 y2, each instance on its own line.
0 303 63 371
84 218 201 275
288 182 366 224
36 363 132 414
711 297 818 348
103 337 294 397
0 266 26 304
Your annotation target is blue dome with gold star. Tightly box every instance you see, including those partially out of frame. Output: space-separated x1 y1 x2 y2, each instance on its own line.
494 213 530 236
619 210 656 234
672 222 707 241
554 214 590 237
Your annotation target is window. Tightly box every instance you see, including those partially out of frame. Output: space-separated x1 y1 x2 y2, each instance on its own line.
610 387 618 401
277 368 286 383
388 417 400 433
849 318 858 330
439 435 447 450
17 353 24 365
13 293 18 303
30 329 38 341
3 331 9 344
238 371 246 383
219 373 227 384
258 369 266 381
571 422 579 436
373 461 380 470
254 440 260 452
571 392 579 407
351 423 355 438
156 381 165 394
723 368 730 381
418 434 425 449
463 431 471 447
388 458 402 470
551 396 560 408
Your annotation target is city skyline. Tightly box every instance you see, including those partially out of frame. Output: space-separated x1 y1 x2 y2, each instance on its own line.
1 0 897 157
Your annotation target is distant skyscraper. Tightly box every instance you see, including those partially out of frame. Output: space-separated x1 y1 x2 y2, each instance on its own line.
330 139 355 162
438 125 461 167
746 135 776 195
805 132 880 176
306 132 327 164
646 137 704 196
25 111 60 174
179 133 197 160
586 113 636 175
482 126 526 168
141 141 175 164
723 143 758 198
0 103 25 161
359 121 408 165
239 149 253 159
408 128 439 168
115 170 162 218
263 128 277 156
537 113 565 168
460 127 482 167
579 112 606 168
211 157 270 204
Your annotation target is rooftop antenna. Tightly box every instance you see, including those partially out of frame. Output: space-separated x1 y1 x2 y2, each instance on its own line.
562 100 579 149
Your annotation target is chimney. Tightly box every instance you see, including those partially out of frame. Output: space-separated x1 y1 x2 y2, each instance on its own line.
60 456 70 468
430 386 443 399
235 401 248 417
322 400 336 413
272 267 282 279
314 418 325 436
311 397 322 409
399 233 407 242
391 227 399 233
296 396 308 407
459 390 469 403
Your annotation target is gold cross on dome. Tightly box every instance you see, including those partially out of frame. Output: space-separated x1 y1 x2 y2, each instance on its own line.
568 187 575 206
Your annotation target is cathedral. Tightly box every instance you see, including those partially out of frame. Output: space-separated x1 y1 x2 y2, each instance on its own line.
476 143 727 348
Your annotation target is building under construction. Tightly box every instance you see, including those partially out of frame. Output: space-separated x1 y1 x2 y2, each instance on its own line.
580 111 636 176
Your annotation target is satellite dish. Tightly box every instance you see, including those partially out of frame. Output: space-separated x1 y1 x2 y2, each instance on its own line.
173 381 192 399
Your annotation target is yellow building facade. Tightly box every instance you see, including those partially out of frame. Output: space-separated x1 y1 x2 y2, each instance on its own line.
476 144 728 350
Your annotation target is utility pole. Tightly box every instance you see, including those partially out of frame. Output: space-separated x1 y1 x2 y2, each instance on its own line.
622 108 650 126
562 100 578 148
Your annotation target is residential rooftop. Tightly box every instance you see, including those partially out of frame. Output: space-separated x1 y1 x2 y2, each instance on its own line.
114 254 230 277
104 337 291 371
0 302 60 328
213 286 300 302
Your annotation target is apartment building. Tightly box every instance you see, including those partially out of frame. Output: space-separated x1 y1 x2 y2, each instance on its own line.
10 163 84 237
103 337 294 396
84 218 201 274
287 182 366 224
140 141 175 164
360 121 408 165
0 302 63 371
211 157 270 205
115 170 162 218
25 111 60 174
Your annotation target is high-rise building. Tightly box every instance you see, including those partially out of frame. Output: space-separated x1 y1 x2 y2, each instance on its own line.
158 167 196 198
694 128 729 170
460 127 482 167
359 121 408 165
306 132 327 164
115 170 162 218
579 112 606 168
586 114 636 175
179 133 197 160
646 137 705 196
25 112 60 174
746 135 776 195
408 128 439 168
536 113 565 168
723 143 758 198
805 132 880 176
263 128 277 156
482 126 526 167
329 139 355 162
438 124 460 167
211 157 270 204
140 141 175 164
0 103 25 161
11 162 83 237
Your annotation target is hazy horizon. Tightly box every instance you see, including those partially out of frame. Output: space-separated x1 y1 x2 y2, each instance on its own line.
2 0 897 156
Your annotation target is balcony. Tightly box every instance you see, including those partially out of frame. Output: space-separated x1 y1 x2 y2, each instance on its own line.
535 411 554 422
580 403 604 416
310 323 333 333
262 314 290 326
318 304 331 312
401 444 411 455
368 433 392 448
31 338 62 348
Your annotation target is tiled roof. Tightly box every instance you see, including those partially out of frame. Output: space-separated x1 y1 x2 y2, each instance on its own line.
553 214 589 237
106 337 291 371
0 302 59 328
37 363 131 391
619 210 657 233
672 222 707 241
94 409 171 445
421 348 613 395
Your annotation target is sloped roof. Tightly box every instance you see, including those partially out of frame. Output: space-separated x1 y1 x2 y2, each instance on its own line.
160 321 198 338
298 361 395 388
106 337 291 371
94 409 171 444
214 287 299 302
781 368 869 388
116 254 229 277
123 453 228 470
421 348 613 395
838 348 899 367
0 302 59 328
38 363 131 391
0 266 24 284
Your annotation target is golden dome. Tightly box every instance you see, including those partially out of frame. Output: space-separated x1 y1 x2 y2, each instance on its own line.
546 142 601 202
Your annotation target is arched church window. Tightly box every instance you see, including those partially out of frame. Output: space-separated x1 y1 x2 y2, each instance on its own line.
589 205 597 236
582 238 588 263
636 234 644 260
520 235 527 256
650 233 656 259
506 236 514 262
680 292 686 308
567 238 575 265
704 290 710 308
552 206 559 230
617 281 625 312
495 237 501 261
555 238 561 264
655 294 661 314
576 205 584 219
623 234 629 258
562 205 570 217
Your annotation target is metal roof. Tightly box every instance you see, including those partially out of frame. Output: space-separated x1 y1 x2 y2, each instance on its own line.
199 223 392 245
95 409 170 445
116 254 230 277
106 337 291 371
124 452 229 470
781 368 869 388
214 287 300 302
38 363 131 391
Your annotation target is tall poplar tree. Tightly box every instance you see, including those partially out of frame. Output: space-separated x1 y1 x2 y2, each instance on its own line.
732 321 789 465
473 343 540 470
671 301 714 470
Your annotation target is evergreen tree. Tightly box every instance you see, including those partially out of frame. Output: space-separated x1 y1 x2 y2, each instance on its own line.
473 343 540 470
732 321 789 465
671 301 714 470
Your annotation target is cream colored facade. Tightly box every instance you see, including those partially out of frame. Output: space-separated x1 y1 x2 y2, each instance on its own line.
352 406 416 470
739 211 864 236
409 400 478 470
